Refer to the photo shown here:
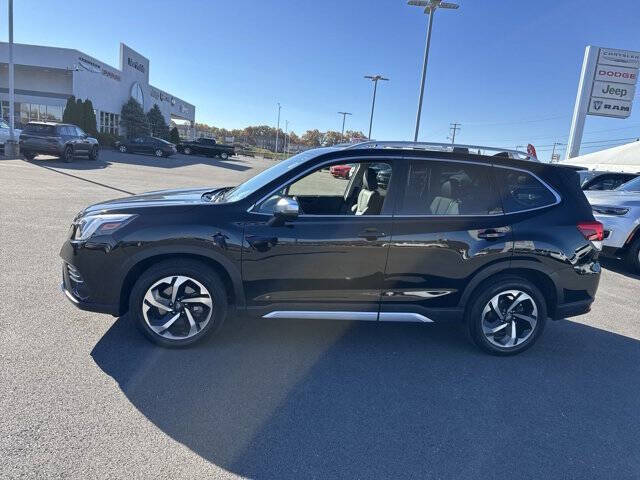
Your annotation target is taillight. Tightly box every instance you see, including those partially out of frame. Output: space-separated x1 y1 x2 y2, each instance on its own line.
577 221 604 242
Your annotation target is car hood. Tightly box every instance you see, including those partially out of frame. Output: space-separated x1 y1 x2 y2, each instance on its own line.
584 190 640 207
81 186 219 215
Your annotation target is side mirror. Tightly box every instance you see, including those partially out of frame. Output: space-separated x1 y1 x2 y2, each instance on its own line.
268 197 299 226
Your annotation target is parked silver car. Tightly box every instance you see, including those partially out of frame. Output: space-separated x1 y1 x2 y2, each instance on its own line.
585 176 640 271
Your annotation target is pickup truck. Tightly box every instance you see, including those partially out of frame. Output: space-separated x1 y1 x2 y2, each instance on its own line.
176 137 235 159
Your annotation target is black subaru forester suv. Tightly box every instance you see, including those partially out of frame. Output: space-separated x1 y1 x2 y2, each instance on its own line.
60 142 602 355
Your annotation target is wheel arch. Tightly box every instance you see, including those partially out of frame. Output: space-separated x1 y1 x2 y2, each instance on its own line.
118 250 245 316
459 264 559 319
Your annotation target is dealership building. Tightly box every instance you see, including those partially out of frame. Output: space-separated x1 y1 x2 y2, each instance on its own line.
0 42 195 135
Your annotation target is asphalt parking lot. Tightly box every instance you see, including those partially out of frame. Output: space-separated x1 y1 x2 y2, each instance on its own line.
2 149 640 479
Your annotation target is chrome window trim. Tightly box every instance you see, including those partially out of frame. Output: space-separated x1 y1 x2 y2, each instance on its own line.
247 155 398 216
246 154 561 218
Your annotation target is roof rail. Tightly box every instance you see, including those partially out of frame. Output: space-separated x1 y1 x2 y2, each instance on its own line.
343 141 538 161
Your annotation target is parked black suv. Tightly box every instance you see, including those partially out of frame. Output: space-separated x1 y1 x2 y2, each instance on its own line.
60 142 602 355
20 122 99 162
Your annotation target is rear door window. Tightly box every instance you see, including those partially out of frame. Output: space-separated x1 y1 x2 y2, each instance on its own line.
398 159 503 216
494 168 558 213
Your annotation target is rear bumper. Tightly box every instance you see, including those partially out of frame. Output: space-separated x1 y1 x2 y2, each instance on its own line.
593 213 638 249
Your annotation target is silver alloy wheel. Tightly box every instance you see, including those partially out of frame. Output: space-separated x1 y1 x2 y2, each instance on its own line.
155 149 164 157
221 152 228 160
64 147 73 161
481 289 538 348
142 275 213 340
184 147 191 155
119 145 127 153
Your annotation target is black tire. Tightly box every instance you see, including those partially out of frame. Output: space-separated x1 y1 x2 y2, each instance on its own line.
23 151 36 160
88 146 99 160
183 147 192 155
625 236 640 273
62 146 73 163
465 275 547 356
118 145 127 153
129 259 228 348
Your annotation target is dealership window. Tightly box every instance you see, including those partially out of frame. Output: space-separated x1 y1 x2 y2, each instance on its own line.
100 111 120 135
3 102 62 126
131 82 144 107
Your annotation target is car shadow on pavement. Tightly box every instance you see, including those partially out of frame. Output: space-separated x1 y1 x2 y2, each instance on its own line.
106 152 251 171
600 257 640 281
92 315 640 479
26 155 111 170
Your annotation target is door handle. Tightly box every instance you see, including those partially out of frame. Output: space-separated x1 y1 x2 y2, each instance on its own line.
477 228 507 239
358 229 385 241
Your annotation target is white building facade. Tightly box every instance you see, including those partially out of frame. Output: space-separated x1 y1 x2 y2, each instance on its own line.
0 42 195 135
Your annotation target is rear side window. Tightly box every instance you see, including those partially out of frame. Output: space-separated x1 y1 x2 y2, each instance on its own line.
398 160 503 216
494 168 558 213
24 124 56 135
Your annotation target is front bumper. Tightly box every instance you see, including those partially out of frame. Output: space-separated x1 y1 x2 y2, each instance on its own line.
593 213 638 249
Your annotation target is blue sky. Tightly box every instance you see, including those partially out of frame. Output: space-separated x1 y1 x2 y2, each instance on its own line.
9 0 640 160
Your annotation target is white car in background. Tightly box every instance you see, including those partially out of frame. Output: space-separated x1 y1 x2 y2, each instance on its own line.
0 119 21 146
585 176 640 272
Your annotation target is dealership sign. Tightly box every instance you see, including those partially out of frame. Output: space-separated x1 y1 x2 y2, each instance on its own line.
588 48 639 119
567 45 640 158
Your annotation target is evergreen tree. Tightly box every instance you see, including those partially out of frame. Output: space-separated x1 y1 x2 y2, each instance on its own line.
62 96 77 124
75 98 84 128
120 98 149 138
169 126 181 144
146 104 169 139
82 99 98 136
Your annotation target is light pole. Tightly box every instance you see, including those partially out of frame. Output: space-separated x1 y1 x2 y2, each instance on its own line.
275 103 282 153
364 75 389 139
338 111 352 140
284 120 289 155
408 0 459 142
5 0 18 157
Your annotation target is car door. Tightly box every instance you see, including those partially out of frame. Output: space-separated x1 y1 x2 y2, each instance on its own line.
74 126 90 154
381 157 513 322
242 158 399 318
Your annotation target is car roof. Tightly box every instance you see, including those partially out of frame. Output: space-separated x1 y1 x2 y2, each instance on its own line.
26 121 73 127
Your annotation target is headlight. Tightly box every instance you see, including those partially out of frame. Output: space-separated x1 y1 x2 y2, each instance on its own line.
591 205 629 216
73 214 136 240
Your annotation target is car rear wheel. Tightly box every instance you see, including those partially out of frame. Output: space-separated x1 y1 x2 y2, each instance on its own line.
154 148 164 157
129 260 228 347
62 146 73 163
466 275 546 355
625 236 640 273
183 147 192 155
88 146 99 160
220 152 228 160
118 145 127 153
23 151 36 160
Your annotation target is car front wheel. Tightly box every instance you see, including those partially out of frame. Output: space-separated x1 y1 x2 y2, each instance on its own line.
220 152 228 160
625 236 640 273
183 147 192 155
466 275 546 355
154 148 164 157
129 260 228 347
23 151 36 160
88 146 99 160
62 146 73 163
118 145 127 153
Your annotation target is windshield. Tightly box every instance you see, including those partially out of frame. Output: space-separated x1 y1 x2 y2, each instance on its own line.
616 176 640 192
218 147 338 203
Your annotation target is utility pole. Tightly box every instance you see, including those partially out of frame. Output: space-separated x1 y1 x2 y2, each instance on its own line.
284 120 289 155
550 142 562 162
6 0 18 157
338 111 352 140
448 122 461 144
408 0 460 142
274 103 282 153
364 75 389 139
